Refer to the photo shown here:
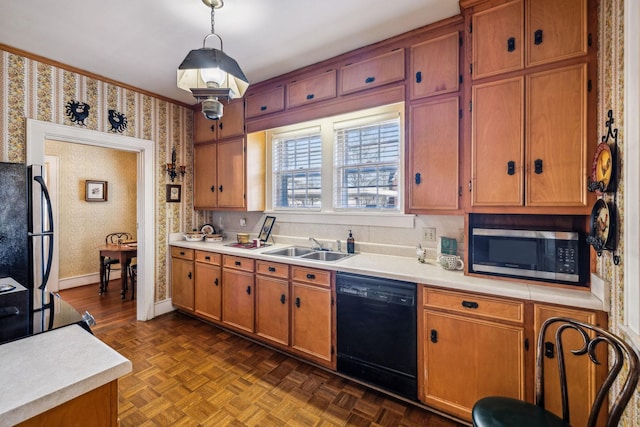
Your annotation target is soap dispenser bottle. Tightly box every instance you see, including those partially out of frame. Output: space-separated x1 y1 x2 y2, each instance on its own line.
347 230 355 254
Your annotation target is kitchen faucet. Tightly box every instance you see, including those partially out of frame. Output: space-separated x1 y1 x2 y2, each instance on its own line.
309 237 324 250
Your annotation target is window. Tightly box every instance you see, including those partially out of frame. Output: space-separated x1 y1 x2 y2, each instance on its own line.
266 104 404 214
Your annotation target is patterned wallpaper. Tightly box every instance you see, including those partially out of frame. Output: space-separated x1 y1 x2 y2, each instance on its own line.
0 47 196 302
45 140 137 279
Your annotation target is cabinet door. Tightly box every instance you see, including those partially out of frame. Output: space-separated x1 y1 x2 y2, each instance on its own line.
246 86 285 118
340 49 405 95
217 138 245 208
287 70 337 108
193 143 218 209
534 305 603 427
194 109 217 144
526 0 588 67
472 0 524 80
217 98 245 140
291 282 332 362
526 64 586 207
410 32 459 100
409 97 460 211
194 262 221 321
423 311 525 420
255 275 290 346
172 257 194 311
222 269 254 332
471 77 524 206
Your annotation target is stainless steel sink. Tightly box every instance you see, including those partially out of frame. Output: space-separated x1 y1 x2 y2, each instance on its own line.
263 246 353 262
300 251 352 262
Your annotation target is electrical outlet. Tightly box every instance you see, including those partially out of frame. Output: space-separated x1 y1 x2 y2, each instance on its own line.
458 228 465 245
239 218 246 227
422 227 437 242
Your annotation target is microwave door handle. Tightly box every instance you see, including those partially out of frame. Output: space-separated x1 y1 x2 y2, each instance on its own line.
33 175 54 290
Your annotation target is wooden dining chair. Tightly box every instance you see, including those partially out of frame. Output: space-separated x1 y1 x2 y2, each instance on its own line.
471 317 639 427
102 232 133 290
126 263 136 300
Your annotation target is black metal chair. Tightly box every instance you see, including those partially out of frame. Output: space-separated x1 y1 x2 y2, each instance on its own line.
472 317 639 427
102 232 133 291
125 263 136 300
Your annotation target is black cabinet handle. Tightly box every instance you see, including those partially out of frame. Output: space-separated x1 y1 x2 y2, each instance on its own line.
179 251 185 256
544 341 555 359
461 300 479 309
507 161 515 176
219 185 224 192
219 122 224 130
306 94 315 100
210 124 216 132
430 329 438 343
534 29 543 45
365 76 376 84
507 37 516 52
214 278 219 286
268 267 276 272
306 273 316 280
205 256 210 261
235 261 241 266
415 173 421 185
188 272 192 280
260 105 267 111
280 294 286 304
210 185 215 192
534 159 543 174
415 71 422 83
295 297 301 308
246 286 251 295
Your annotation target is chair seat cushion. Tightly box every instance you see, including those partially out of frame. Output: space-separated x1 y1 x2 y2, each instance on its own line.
472 397 569 427
104 258 119 266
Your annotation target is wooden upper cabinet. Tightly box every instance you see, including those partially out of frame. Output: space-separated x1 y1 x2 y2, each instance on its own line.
193 98 245 144
216 138 246 208
471 77 524 206
193 143 218 209
472 0 524 80
526 64 587 207
410 32 460 100
409 96 460 211
287 70 337 109
340 49 405 95
526 0 588 67
246 85 285 118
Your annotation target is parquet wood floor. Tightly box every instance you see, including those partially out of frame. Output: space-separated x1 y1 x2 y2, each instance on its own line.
60 283 466 427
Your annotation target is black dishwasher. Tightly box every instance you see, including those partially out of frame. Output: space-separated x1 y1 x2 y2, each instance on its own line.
336 272 417 400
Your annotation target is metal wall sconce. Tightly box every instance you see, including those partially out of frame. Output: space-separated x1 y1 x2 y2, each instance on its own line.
167 147 186 182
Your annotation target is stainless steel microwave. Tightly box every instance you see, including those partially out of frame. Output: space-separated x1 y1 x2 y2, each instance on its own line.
469 228 588 286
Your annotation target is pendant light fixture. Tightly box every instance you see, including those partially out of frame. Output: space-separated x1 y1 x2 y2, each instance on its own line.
177 0 249 120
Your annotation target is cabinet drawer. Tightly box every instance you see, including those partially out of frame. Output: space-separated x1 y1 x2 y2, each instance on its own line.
256 260 290 279
246 86 285 118
291 266 331 287
287 70 337 108
423 288 524 323
171 247 194 260
222 255 255 272
340 49 405 95
195 250 221 265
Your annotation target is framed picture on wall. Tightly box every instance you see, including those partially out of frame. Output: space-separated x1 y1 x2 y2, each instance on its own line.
85 180 108 202
166 184 181 203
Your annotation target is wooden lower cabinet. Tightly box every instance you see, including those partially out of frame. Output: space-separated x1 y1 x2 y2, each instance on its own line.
255 261 290 346
534 304 607 427
171 248 194 311
222 268 255 333
17 380 118 427
194 251 222 321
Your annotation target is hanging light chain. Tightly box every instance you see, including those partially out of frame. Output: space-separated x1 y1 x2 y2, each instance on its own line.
210 5 216 35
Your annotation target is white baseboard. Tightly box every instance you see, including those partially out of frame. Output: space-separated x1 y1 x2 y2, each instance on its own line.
58 271 122 290
154 299 175 317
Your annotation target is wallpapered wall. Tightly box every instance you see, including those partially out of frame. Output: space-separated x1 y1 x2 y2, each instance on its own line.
0 47 197 301
45 140 137 281
598 1 640 425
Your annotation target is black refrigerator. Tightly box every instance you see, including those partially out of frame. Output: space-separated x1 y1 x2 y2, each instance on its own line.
0 162 54 343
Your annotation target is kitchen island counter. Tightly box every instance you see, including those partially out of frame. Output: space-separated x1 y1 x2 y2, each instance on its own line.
0 324 131 427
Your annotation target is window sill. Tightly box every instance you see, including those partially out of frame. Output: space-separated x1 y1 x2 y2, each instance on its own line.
263 211 415 228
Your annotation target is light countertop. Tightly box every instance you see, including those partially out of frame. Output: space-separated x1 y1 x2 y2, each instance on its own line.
170 239 606 312
0 325 132 427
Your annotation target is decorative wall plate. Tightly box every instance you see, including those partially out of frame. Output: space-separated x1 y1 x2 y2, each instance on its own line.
588 142 616 194
587 198 616 255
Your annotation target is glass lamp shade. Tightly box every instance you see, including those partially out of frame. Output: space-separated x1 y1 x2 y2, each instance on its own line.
177 47 249 98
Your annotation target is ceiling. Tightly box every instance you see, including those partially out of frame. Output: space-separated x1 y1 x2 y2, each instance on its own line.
0 1 460 106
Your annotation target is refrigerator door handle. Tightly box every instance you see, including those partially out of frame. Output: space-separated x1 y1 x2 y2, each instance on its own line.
33 175 54 290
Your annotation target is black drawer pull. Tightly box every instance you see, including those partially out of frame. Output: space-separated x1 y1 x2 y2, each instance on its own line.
306 93 315 100
415 71 422 83
507 37 516 52
280 294 286 304
430 329 438 343
179 251 185 256
534 159 543 174
534 29 543 45
260 105 267 111
544 341 555 359
268 266 276 272
415 173 421 185
461 300 479 309
507 161 515 176
205 256 210 260
295 297 301 308
365 76 375 84
235 261 241 266
306 273 316 280
246 286 251 295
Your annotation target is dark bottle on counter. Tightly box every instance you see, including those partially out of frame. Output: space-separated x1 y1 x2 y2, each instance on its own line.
347 230 355 254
